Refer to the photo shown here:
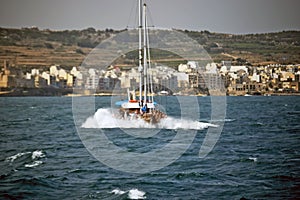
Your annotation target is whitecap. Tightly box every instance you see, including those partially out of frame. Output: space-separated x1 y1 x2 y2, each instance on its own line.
248 157 257 162
31 150 45 160
128 189 146 200
110 188 146 199
5 150 46 169
5 152 31 162
68 168 81 173
256 122 264 126
111 189 126 195
25 161 43 168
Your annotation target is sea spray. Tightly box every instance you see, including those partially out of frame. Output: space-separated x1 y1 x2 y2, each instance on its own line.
81 108 216 130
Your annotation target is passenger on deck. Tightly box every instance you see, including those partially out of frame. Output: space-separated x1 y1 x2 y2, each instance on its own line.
141 104 147 115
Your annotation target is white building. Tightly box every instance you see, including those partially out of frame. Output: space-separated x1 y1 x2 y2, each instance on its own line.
178 63 189 72
251 69 260 82
205 63 217 73
31 69 39 76
229 66 248 74
187 61 199 69
50 65 59 76
41 72 50 85
86 75 99 89
58 69 67 80
66 74 74 87
227 66 248 80
119 73 131 88
174 72 189 88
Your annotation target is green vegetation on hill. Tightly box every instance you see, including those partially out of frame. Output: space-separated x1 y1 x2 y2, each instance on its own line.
0 27 121 48
182 29 300 64
0 27 299 68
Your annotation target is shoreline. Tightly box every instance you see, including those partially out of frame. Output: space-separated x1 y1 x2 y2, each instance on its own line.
1 89 300 97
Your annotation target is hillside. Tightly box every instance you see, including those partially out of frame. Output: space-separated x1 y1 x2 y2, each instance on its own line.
0 27 120 68
182 30 300 65
0 27 300 69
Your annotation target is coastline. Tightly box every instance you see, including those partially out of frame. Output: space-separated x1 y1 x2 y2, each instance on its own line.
0 88 73 97
1 88 300 97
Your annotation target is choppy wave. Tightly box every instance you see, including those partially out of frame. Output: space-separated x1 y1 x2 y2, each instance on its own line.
3 118 31 123
248 157 258 162
5 152 31 162
5 150 45 168
25 161 43 168
111 189 126 195
1 96 300 199
31 150 45 160
0 118 31 128
209 118 236 122
110 188 146 199
81 108 217 130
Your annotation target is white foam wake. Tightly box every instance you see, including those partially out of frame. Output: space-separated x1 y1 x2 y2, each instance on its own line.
82 108 217 130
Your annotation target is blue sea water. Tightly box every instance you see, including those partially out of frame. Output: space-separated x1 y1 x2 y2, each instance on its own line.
0 96 299 199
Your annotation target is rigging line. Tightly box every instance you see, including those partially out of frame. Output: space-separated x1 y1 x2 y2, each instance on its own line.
146 35 150 102
143 2 147 105
147 70 150 102
145 10 150 101
138 0 143 102
146 17 154 104
126 0 138 29
146 3 155 28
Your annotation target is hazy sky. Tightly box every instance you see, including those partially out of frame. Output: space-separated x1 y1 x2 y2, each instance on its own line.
0 0 299 34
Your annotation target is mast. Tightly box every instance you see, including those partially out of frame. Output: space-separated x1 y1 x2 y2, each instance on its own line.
138 0 143 102
143 3 147 105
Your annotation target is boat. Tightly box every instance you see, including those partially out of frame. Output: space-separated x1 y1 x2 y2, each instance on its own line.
115 0 167 124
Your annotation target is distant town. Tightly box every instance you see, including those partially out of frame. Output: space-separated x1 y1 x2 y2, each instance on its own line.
0 59 299 96
1 27 300 96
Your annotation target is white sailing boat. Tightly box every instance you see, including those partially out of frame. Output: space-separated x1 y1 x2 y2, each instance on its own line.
116 0 167 123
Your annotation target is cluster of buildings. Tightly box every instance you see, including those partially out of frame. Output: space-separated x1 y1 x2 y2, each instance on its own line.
0 61 81 90
0 59 300 96
219 62 300 95
79 61 224 95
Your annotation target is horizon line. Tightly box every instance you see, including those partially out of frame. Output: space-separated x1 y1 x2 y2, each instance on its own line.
1 25 300 36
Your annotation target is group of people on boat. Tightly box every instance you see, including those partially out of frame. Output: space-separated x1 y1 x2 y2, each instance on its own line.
141 109 167 123
117 100 167 123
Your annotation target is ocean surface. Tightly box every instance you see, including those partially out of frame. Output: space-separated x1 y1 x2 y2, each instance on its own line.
0 96 299 199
